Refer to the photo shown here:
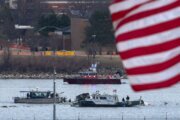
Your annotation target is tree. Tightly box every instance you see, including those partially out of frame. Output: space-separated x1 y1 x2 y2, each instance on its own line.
31 14 70 50
84 9 115 55
0 5 17 39
69 0 110 18
16 0 42 26
57 14 70 28
36 14 70 36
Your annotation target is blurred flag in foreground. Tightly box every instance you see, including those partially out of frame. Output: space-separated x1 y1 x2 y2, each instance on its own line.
109 0 180 91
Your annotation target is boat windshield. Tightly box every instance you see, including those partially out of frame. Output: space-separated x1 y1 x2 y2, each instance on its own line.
30 92 49 98
100 97 107 100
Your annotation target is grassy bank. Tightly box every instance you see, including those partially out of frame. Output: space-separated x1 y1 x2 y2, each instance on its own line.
0 55 124 74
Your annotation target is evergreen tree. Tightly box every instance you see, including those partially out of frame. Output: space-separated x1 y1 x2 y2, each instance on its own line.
0 5 17 39
37 14 70 36
85 9 114 46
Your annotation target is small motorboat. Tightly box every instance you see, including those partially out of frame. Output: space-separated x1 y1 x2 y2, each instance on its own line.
14 90 66 104
72 91 144 107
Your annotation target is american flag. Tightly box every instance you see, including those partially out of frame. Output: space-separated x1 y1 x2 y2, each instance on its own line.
109 0 180 91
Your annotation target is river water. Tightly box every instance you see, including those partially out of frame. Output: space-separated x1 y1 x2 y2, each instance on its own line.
0 79 179 120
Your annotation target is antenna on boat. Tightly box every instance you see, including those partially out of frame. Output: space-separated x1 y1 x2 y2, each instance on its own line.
53 67 56 120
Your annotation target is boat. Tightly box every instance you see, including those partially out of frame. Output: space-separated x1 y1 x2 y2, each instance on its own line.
72 91 144 107
63 63 122 84
14 90 66 104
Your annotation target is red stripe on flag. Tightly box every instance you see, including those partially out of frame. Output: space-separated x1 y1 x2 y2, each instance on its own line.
126 55 180 75
112 6 138 22
116 1 180 30
132 75 180 91
116 18 180 43
111 1 152 22
120 38 180 59
112 0 125 4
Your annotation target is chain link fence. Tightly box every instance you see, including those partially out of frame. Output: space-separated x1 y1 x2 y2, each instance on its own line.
9 117 180 120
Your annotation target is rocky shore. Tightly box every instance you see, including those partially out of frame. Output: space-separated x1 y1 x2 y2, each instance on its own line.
0 67 125 79
0 73 70 79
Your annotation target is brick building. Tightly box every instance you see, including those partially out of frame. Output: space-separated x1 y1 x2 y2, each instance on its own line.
71 17 89 50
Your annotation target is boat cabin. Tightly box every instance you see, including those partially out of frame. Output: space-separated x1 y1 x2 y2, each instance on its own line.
20 91 56 99
78 63 98 77
75 92 119 103
75 93 90 101
91 93 119 102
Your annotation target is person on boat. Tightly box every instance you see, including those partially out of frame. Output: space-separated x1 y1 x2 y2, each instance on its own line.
122 98 125 106
56 93 59 98
47 91 51 98
126 95 130 101
122 98 125 102
27 93 30 99
50 93 54 98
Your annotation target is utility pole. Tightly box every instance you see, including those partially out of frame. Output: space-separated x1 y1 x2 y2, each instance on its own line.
92 34 96 63
62 34 65 50
53 68 57 120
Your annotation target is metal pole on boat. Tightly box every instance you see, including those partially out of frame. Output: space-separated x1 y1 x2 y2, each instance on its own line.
53 68 57 120
121 112 123 120
165 112 168 120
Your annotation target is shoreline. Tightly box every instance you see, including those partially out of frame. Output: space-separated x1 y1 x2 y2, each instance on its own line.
0 73 70 79
0 68 125 79
0 72 127 80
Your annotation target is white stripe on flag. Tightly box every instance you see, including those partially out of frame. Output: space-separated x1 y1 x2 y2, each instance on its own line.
115 7 180 36
129 64 180 85
125 0 177 19
116 28 180 52
109 0 148 14
123 47 180 69
111 0 178 30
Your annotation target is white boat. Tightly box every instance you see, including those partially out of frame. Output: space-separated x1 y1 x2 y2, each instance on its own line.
72 91 144 107
14 90 66 104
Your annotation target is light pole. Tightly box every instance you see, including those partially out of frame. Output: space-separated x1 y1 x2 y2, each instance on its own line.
91 34 96 62
53 67 57 120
